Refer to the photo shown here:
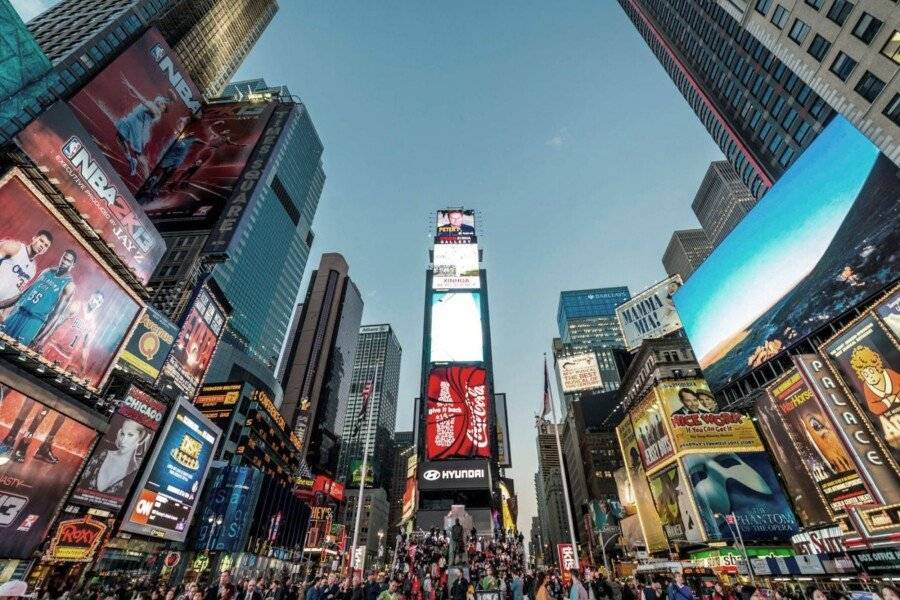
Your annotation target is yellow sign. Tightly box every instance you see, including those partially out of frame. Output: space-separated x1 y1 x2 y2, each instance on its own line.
616 418 667 553
255 389 286 431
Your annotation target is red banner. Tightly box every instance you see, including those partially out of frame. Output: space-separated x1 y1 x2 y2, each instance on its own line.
557 543 576 583
425 366 490 460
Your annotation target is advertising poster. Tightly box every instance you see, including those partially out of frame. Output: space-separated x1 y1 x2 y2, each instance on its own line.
432 244 480 290
658 378 762 452
159 285 227 398
675 117 899 390
0 383 97 558
435 209 475 244
16 102 166 283
121 399 219 541
350 458 376 487
191 465 261 552
875 288 900 339
71 386 167 510
68 28 201 193
683 451 800 541
556 353 602 393
494 392 512 468
630 390 674 471
616 275 683 351
753 389 836 527
616 419 667 552
137 102 276 222
116 306 178 382
430 291 483 363
425 366 491 460
402 477 417 523
613 467 636 516
823 316 900 466
0 170 142 389
648 462 704 543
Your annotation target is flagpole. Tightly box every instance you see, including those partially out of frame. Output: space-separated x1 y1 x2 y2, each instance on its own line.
545 354 580 567
349 363 379 576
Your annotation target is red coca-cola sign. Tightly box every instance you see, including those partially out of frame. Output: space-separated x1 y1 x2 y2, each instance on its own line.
425 366 491 460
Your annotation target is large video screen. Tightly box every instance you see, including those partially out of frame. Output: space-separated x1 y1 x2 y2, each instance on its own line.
68 28 201 193
674 117 899 390
0 383 97 558
425 366 491 460
0 170 142 390
430 291 483 362
435 209 475 243
433 244 480 289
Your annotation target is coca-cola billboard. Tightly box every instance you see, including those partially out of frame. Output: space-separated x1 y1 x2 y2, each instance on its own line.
425 366 491 460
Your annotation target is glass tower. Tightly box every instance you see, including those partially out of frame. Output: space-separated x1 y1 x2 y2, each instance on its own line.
557 287 631 348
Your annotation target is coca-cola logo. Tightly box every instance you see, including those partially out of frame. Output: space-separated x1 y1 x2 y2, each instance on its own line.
465 384 489 448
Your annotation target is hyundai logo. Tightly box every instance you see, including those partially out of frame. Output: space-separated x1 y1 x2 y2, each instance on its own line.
423 469 440 481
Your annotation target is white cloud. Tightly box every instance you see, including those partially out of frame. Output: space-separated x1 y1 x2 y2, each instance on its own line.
10 0 54 22
546 127 568 148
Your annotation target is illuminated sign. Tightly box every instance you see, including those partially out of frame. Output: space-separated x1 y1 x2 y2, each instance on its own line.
425 366 491 460
556 353 602 393
47 517 107 562
433 244 480 289
435 209 475 244
117 307 178 381
430 291 484 363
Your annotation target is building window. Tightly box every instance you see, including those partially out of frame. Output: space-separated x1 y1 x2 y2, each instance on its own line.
884 93 900 127
827 0 854 26
782 108 798 129
810 97 828 119
808 34 832 61
789 19 811 45
805 0 824 8
881 31 900 64
853 13 883 45
854 71 886 102
771 5 789 29
755 0 773 14
830 52 858 81
779 146 795 167
793 121 811 143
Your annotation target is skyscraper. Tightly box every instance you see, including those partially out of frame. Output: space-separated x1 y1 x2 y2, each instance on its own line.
662 228 713 281
337 324 403 487
280 253 363 476
536 421 571 558
387 431 415 539
619 0 834 197
691 160 757 246
557 287 631 349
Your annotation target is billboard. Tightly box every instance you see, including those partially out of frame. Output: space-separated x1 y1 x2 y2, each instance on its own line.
674 117 899 390
418 459 491 491
68 28 201 193
158 283 227 398
350 458 375 487
648 462 704 543
616 418 667 552
683 451 800 541
630 389 674 471
193 382 242 430
616 275 683 351
495 392 512 468
192 465 263 552
430 291 483 363
16 102 166 283
71 386 167 510
120 399 220 541
435 209 475 243
657 379 762 452
556 353 602 393
115 306 178 382
875 288 900 338
0 169 142 390
432 244 480 289
0 383 97 558
46 517 107 562
425 366 491 460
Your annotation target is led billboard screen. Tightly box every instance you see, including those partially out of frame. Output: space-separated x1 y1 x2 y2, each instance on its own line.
115 305 178 382
68 28 201 193
630 389 674 471
430 291 483 362
557 352 602 393
0 382 96 558
191 465 262 552
648 462 704 543
616 418 667 552
674 117 899 390
432 244 480 289
0 169 141 389
121 399 220 541
425 366 491 460
616 275 683 352
435 209 475 243
71 386 167 510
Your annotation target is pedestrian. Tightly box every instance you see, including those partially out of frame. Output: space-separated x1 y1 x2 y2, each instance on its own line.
881 586 900 600
666 575 693 600
377 581 400 600
568 572 588 600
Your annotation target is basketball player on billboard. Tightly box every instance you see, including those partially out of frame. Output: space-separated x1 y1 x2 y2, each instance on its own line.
38 290 105 377
106 77 176 178
0 230 54 309
1 250 77 347
0 387 66 464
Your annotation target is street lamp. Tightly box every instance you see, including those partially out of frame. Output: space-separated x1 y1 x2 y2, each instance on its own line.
207 515 224 553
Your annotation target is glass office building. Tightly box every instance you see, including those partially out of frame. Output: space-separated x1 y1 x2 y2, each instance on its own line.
557 287 631 348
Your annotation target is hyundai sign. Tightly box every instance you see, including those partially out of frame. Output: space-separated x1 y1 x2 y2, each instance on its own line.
418 459 491 491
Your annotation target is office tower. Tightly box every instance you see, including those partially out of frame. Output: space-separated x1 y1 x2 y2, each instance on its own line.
662 229 713 281
342 488 390 566
387 431 415 539
337 324 403 486
619 0 834 198
723 1 900 164
529 515 544 566
536 421 572 557
691 161 757 246
557 287 631 349
280 253 363 476
276 303 304 383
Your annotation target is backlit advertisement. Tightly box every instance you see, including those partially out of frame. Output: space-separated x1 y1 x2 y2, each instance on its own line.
616 418 667 552
0 383 96 558
875 288 900 338
158 284 227 398
430 291 483 363
16 102 166 283
435 209 475 243
68 28 201 193
47 517 107 562
121 399 220 541
425 366 491 460
115 305 178 382
192 465 263 552
71 385 167 510
674 117 899 390
648 462 704 543
556 353 602 393
683 451 800 541
495 392 512 468
432 244 480 289
616 275 683 352
630 390 674 471
657 379 762 452
0 169 142 390
193 382 242 430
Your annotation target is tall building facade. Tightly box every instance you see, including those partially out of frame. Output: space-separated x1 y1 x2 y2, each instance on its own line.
722 0 900 164
387 431 415 539
691 160 757 246
337 324 403 487
619 0 834 198
557 287 631 348
280 253 363 476
662 228 713 280
536 422 571 560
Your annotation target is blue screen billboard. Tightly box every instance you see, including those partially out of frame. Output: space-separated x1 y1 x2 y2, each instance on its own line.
191 465 262 552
